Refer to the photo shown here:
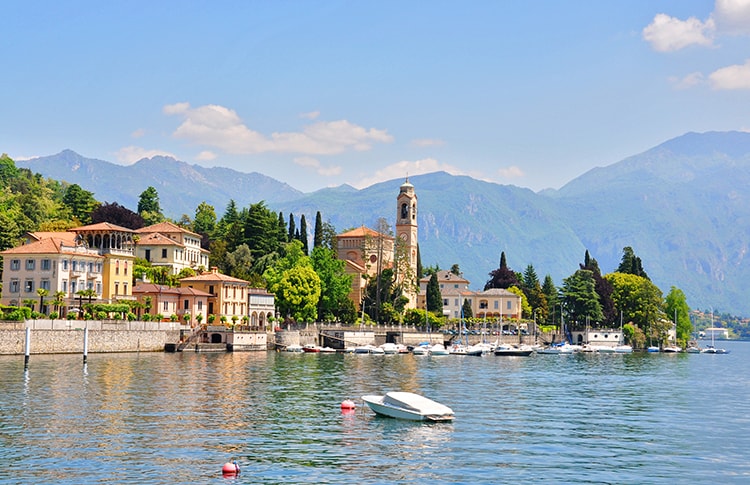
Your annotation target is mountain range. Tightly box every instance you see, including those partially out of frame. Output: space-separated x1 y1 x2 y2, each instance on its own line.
15 131 750 317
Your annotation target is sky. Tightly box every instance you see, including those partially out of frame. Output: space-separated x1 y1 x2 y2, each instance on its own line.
2 1 750 193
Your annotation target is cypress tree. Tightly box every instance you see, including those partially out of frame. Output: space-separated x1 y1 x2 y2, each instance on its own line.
313 211 323 249
299 214 309 254
288 213 296 243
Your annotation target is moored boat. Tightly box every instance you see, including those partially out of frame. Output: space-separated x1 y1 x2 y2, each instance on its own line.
361 391 454 422
494 344 533 356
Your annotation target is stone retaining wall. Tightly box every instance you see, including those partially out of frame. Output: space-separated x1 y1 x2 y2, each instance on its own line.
0 320 180 355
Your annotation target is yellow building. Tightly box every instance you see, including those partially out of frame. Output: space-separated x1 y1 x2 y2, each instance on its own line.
135 221 210 274
179 267 250 321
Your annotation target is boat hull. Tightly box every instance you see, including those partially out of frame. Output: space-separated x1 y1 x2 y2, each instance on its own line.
362 392 454 422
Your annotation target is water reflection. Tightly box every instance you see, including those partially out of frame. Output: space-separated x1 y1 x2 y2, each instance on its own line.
1 343 750 484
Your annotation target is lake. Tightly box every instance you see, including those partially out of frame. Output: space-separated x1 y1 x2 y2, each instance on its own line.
1 341 749 484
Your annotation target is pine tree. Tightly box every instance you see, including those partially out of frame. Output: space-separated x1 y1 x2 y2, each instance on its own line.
288 213 296 243
426 272 443 314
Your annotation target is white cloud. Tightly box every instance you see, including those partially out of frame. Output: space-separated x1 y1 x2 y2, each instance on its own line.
670 71 706 89
411 138 445 147
714 0 750 35
164 102 393 155
131 128 146 139
293 156 342 176
195 150 217 161
709 59 750 89
115 146 177 165
642 13 715 52
299 111 320 119
353 158 470 189
497 166 525 180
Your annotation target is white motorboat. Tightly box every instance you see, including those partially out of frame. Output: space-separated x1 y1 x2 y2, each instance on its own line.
285 344 303 352
494 344 533 356
361 392 454 422
662 345 682 353
354 345 377 354
379 343 399 354
411 345 429 355
613 344 633 353
428 343 450 355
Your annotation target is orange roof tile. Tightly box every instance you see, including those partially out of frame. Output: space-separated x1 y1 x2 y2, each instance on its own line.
70 222 135 233
337 226 393 239
137 221 199 237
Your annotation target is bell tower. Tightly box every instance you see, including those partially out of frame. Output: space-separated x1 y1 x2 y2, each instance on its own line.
396 178 418 308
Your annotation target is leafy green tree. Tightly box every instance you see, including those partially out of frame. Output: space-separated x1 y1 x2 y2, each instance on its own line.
507 285 532 319
605 272 664 336
225 244 254 281
561 269 604 328
485 251 519 290
244 202 283 260
193 201 216 238
62 184 98 223
269 264 321 323
311 246 353 322
521 264 548 322
137 186 163 225
664 286 692 345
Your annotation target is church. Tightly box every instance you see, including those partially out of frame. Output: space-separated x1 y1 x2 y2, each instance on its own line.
335 179 419 311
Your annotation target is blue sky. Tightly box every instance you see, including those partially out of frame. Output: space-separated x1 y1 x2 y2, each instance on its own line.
3 1 749 193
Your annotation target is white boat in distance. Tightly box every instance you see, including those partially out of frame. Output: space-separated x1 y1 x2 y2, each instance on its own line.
361 392 455 422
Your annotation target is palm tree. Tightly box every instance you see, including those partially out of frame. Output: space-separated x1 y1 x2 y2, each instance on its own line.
22 298 37 311
36 288 49 314
53 291 66 316
76 288 97 316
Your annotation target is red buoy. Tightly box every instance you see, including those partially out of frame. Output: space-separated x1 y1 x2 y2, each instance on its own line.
340 399 356 411
222 461 240 475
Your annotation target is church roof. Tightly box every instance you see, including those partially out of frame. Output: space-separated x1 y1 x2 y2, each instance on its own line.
337 226 394 240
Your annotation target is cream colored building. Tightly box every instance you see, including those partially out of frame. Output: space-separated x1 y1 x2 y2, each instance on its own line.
418 271 522 321
135 221 209 274
0 236 105 314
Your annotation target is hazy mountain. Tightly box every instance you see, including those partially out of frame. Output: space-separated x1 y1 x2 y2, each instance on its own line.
16 150 303 216
15 131 750 316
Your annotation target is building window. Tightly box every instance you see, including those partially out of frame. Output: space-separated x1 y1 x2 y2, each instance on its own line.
40 280 50 291
183 299 189 310
494 301 499 309
454 299 459 306
162 248 167 258
10 259 20 270
116 261 120 275
97 263 102 273
88 262 94 272
115 283 119 295
24 280 34 293
507 301 512 310
443 299 448 306
96 282 102 294
26 259 35 271
124 261 128 275
62 280 68 293
163 301 169 311
197 301 203 311
71 281 77 293
123 282 128 294
41 259 51 271
62 260 69 270
209 285 214 295
9 280 19 293
72 260 78 272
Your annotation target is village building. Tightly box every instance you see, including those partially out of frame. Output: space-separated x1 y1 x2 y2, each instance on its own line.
135 221 209 274
131 283 212 324
418 270 522 321
1 223 137 314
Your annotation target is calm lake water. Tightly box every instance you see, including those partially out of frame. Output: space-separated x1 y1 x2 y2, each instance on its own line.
1 341 749 484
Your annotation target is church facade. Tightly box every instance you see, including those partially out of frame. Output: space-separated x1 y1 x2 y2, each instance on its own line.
335 179 419 311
